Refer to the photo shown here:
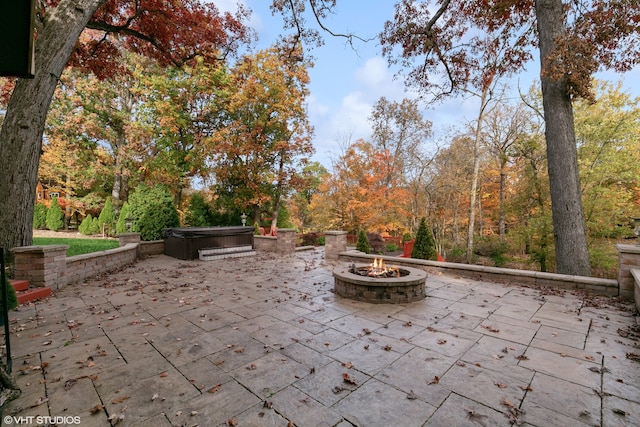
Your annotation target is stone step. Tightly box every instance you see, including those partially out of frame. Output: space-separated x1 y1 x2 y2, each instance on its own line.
9 279 29 292
199 250 257 261
16 287 52 305
199 245 254 256
8 279 53 305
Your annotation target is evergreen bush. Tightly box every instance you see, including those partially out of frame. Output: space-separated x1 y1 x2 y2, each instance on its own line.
98 198 115 235
185 193 213 227
90 216 101 234
78 214 93 235
129 184 180 241
356 229 370 254
33 203 48 229
1 275 19 313
411 217 436 260
46 197 64 231
115 201 131 234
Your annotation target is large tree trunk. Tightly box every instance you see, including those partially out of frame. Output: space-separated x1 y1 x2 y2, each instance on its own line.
0 0 105 258
536 0 591 276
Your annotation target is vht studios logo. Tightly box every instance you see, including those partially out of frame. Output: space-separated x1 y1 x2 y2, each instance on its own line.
4 415 82 425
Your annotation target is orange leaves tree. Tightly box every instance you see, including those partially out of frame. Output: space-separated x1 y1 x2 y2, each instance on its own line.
310 139 412 235
0 0 250 253
208 46 314 227
379 0 640 276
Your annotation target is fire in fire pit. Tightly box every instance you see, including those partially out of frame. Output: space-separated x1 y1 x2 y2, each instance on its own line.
349 258 403 278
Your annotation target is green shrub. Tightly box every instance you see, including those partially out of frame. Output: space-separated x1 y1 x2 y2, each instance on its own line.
475 236 509 267
1 276 19 313
402 232 413 244
98 198 115 235
386 243 399 252
33 203 48 229
115 201 131 234
90 216 101 234
316 235 325 246
447 247 466 263
78 214 93 235
129 184 180 241
411 217 436 260
253 221 262 235
46 197 64 231
356 229 370 254
185 193 214 227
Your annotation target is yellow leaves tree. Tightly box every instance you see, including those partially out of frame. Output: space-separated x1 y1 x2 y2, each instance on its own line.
208 45 314 226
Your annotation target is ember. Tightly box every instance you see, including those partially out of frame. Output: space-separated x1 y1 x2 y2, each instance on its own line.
350 259 401 278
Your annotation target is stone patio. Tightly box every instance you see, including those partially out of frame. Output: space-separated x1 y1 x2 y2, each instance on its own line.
2 249 639 426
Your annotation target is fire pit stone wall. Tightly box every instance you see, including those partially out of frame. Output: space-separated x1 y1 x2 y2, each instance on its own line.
333 263 427 304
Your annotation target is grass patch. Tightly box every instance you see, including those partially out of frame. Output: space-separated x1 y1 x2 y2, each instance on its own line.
33 237 119 257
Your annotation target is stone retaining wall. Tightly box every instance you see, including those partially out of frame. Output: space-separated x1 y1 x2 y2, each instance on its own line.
337 251 620 298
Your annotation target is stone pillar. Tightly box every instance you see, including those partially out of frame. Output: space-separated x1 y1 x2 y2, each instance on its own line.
12 245 69 290
117 232 141 247
616 244 640 303
325 230 347 261
276 228 296 255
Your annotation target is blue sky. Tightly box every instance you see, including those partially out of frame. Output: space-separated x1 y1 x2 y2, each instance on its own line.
220 1 640 168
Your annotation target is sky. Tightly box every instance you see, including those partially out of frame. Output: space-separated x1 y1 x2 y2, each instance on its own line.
219 1 640 168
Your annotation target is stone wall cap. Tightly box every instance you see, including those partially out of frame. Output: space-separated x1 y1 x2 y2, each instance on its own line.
325 230 348 235
12 244 70 253
616 243 640 254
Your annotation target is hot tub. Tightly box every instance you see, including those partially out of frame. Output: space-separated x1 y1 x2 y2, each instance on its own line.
163 226 254 260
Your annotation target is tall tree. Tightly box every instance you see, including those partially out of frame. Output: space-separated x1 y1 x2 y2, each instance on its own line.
0 0 249 255
379 0 640 276
208 45 314 226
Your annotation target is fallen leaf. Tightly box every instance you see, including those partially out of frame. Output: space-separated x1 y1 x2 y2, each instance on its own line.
332 385 345 394
159 372 169 378
263 401 273 409
383 345 392 351
175 410 183 417
407 390 418 400
519 385 533 392
428 376 440 385
207 384 222 394
151 393 159 401
247 363 257 370
64 379 77 390
234 347 245 353
364 344 370 350
515 354 529 361
227 418 238 426
494 382 508 389
502 398 515 409
89 404 104 414
341 361 353 369
190 411 198 416
112 396 130 404
437 339 447 345
363 328 371 335
213 359 225 366
481 325 500 333
342 373 357 385
612 408 628 416
585 355 594 361
403 321 412 327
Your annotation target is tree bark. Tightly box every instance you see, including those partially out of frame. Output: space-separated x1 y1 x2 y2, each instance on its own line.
536 0 591 276
0 0 105 257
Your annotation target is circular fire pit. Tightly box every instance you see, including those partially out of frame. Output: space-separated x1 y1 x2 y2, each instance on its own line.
333 261 427 304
